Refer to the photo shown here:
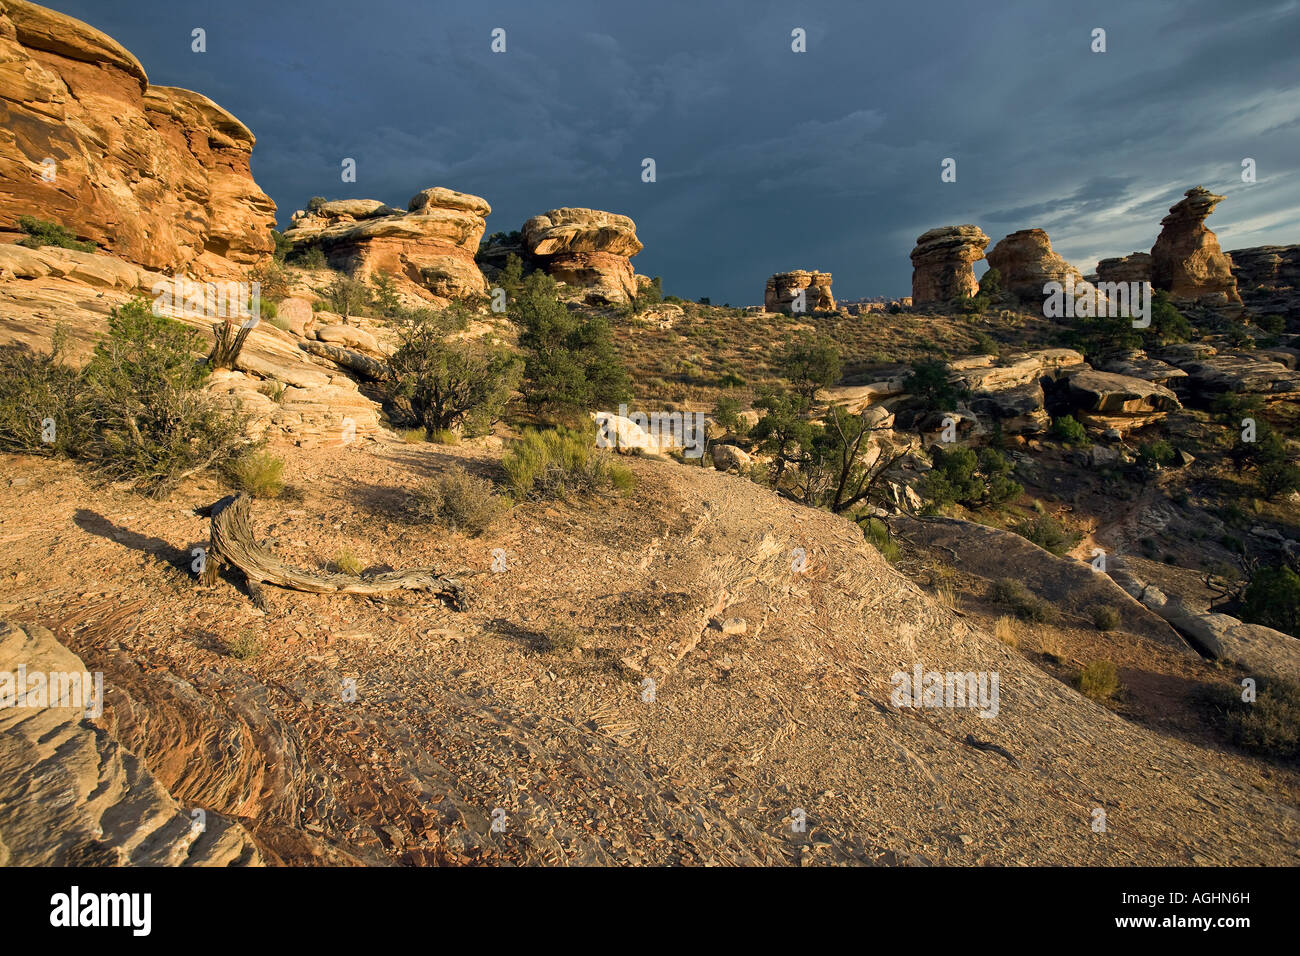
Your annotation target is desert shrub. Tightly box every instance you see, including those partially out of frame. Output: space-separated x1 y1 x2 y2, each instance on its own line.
370 272 401 316
993 615 1018 647
226 630 264 660
208 319 255 370
502 426 633 500
270 229 293 263
1148 290 1193 345
259 380 287 404
1010 513 1081 556
399 427 426 443
386 302 519 437
0 328 83 455
410 469 509 535
972 331 999 356
1257 314 1286 335
977 267 1002 298
1227 421 1300 499
324 273 370 321
248 258 291 301
15 215 95 253
1240 564 1300 637
510 271 631 418
989 577 1057 622
923 446 1022 510
1136 439 1177 468
306 196 328 213
1077 660 1120 702
1091 605 1121 631
330 548 362 575
631 276 663 314
778 333 842 402
222 450 284 497
289 245 328 270
1050 414 1089 447
711 396 750 438
79 299 247 493
904 358 964 411
860 516 900 564
1204 677 1300 761
429 428 459 445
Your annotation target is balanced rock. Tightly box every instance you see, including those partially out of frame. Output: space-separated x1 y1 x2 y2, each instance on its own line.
765 271 834 313
521 208 643 304
282 187 491 302
1063 369 1181 432
0 0 276 276
910 226 989 305
1150 187 1241 306
986 229 1104 313
1227 245 1300 318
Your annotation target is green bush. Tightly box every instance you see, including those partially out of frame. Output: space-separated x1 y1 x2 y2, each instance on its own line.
1010 513 1081 556
778 334 842 402
1077 660 1121 702
0 328 82 455
1091 605 1121 631
15 215 95 253
904 358 965 411
1240 564 1300 637
1050 414 1089 447
323 273 370 321
989 577 1057 622
1136 439 1177 468
860 516 900 564
502 426 633 500
711 396 750 438
923 446 1022 510
288 245 327 270
410 469 509 535
223 450 284 497
1204 677 1300 761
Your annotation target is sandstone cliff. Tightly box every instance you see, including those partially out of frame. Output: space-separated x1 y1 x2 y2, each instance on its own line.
910 225 988 305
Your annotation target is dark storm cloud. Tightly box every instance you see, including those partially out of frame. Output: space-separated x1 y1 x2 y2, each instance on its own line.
42 0 1300 301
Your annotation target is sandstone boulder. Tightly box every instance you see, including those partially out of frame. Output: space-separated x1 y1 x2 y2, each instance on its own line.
765 270 834 313
521 208 643 304
1063 368 1181 432
1150 187 1241 307
986 228 1105 314
711 443 753 473
910 226 989 305
0 0 275 276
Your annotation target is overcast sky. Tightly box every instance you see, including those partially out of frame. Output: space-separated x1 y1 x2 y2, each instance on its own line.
46 0 1300 303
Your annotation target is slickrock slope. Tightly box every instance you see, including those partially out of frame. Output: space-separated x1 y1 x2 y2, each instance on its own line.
1 446 1296 866
910 225 989 305
1150 187 1242 307
765 270 835 313
1228 244 1300 317
0 621 264 865
0 0 275 276
521 207 643 304
986 229 1106 313
282 188 491 304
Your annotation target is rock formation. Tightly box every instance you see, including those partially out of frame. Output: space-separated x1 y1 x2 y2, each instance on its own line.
1096 252 1152 285
910 226 989 305
1062 368 1182 432
1228 244 1300 317
282 187 490 303
1150 187 1241 306
0 0 276 276
986 229 1105 313
764 270 834 313
521 207 643 303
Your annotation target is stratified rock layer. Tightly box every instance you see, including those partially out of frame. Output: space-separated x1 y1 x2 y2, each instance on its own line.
282 187 491 302
1150 187 1241 306
1228 244 1300 318
910 225 989 305
0 0 275 276
1096 252 1152 285
521 208 642 303
765 270 834 313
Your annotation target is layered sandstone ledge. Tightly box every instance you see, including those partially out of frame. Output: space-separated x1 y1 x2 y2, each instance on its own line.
1150 186 1241 307
0 0 275 276
521 207 643 303
910 225 989 305
764 270 834 313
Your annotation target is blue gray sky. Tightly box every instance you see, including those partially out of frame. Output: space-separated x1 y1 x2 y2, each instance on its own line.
46 0 1300 303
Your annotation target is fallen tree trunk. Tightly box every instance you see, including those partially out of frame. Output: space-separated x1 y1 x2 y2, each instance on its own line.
200 494 466 610
298 340 389 381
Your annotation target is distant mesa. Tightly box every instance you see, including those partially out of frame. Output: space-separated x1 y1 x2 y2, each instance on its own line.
910 225 989 306
1150 186 1242 307
0 0 276 277
282 187 492 303
520 207 643 305
987 228 1106 313
765 270 834 314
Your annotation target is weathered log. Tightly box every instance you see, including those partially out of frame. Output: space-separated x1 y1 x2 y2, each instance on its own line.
201 494 466 609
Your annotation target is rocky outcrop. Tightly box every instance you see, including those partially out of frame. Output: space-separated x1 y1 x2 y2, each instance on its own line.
521 208 643 304
1096 252 1152 285
986 229 1104 313
282 188 490 303
0 0 275 276
1160 347 1300 405
765 270 834 313
0 620 264 865
1150 187 1241 307
910 225 989 305
1063 369 1182 432
1228 244 1300 318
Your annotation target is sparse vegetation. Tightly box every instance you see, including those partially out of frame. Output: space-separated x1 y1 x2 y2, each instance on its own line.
1091 605 1121 631
223 450 285 497
1010 513 1082 556
15 214 95 253
226 630 264 660
502 425 633 500
1240 564 1300 637
989 577 1056 622
1077 660 1121 703
410 469 509 535
1204 677 1300 761
330 548 363 576
860 516 900 563
1050 414 1089 447
993 615 1018 647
